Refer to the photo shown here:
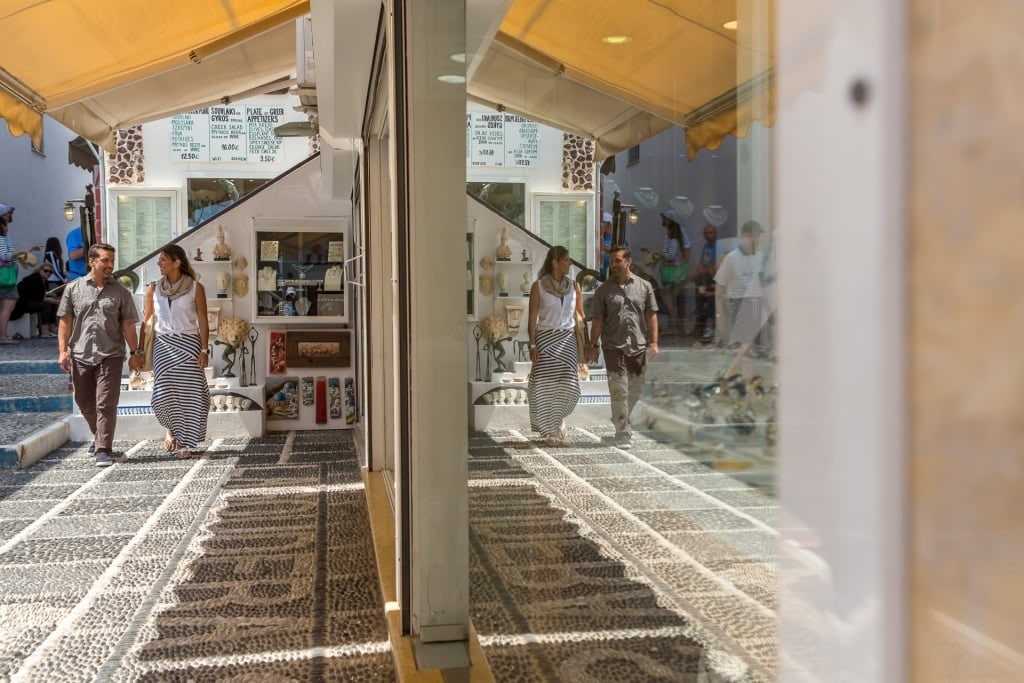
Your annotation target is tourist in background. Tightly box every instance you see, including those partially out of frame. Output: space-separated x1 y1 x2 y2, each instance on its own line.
43 236 68 294
12 263 61 336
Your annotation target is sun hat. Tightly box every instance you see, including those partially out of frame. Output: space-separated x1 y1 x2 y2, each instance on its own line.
660 209 681 225
0 203 14 216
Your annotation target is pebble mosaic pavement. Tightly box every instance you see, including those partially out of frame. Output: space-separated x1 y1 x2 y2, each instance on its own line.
468 427 778 683
2 338 782 682
0 432 396 682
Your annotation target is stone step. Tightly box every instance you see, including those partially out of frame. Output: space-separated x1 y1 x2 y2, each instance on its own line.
0 410 71 447
0 374 74 414
0 359 64 375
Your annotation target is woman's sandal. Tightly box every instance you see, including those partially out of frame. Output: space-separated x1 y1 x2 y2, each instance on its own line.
163 433 177 452
176 448 193 460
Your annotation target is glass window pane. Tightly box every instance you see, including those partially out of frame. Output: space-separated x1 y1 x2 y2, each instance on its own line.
466 1 778 680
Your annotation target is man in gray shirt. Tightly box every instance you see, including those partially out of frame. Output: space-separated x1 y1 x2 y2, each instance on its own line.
57 243 143 467
585 246 659 448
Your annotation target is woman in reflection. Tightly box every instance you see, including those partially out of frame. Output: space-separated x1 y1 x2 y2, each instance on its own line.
139 244 210 459
526 246 583 445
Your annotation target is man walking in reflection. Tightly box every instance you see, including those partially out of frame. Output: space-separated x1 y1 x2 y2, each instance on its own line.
585 246 659 449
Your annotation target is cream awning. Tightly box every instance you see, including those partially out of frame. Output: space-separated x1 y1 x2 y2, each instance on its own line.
469 0 775 160
0 0 309 150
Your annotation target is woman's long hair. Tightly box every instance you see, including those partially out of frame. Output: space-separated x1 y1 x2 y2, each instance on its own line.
161 244 197 280
664 219 685 246
539 245 569 278
45 237 62 259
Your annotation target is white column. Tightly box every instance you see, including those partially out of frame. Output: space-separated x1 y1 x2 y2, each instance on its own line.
395 0 470 646
776 0 907 681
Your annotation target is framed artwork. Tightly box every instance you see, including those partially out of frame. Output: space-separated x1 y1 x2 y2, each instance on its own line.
269 331 287 374
344 377 356 424
301 376 314 406
328 377 342 419
315 376 327 424
207 307 221 339
327 239 345 262
260 240 279 261
317 293 344 317
265 377 299 420
285 331 351 368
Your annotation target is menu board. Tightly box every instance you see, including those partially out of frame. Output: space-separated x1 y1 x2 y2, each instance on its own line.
115 195 174 268
537 198 589 265
170 105 291 163
466 112 540 168
209 106 247 162
503 115 540 167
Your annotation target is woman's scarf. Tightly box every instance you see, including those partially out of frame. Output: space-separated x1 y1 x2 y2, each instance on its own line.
158 274 193 301
539 273 572 299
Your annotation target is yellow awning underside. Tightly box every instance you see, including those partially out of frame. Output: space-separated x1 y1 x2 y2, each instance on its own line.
470 0 776 160
0 0 308 150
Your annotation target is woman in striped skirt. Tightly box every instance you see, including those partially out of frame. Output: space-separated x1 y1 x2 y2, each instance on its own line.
139 244 210 459
527 246 584 445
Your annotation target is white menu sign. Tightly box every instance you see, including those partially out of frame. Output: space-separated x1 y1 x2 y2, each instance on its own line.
466 112 540 168
209 105 247 162
468 112 504 166
170 109 210 161
246 105 287 163
503 114 539 167
170 105 290 163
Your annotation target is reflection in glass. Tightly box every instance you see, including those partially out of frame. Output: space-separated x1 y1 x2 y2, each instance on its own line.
464 1 778 679
466 181 525 225
187 178 270 226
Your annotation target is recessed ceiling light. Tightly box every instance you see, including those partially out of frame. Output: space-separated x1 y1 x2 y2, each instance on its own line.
449 53 466 63
437 74 465 84
602 35 632 45
723 20 738 30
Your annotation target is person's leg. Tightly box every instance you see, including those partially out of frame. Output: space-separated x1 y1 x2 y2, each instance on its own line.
603 347 631 438
623 353 648 435
0 297 18 342
71 360 99 437
93 357 124 453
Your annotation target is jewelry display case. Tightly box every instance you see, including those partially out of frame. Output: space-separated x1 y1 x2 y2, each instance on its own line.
252 217 348 323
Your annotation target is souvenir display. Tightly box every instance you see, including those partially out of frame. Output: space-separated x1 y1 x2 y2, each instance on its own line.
301 376 314 405
213 224 232 260
260 240 279 261
269 331 287 374
323 264 343 292
315 376 327 424
344 378 356 424
265 377 299 420
329 377 342 419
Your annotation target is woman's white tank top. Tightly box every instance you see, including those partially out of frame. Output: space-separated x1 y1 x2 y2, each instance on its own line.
154 281 200 335
535 285 576 331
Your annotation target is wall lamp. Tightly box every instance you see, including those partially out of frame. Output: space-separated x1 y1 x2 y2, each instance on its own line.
64 200 84 221
610 192 639 246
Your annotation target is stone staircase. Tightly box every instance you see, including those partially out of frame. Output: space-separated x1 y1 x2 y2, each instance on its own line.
0 356 73 468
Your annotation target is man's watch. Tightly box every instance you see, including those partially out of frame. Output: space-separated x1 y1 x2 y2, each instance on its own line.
131 349 145 356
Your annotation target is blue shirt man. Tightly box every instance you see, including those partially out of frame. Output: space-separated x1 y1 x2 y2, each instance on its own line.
66 228 87 279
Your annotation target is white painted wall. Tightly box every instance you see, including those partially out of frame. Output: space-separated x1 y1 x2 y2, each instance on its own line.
0 116 93 260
